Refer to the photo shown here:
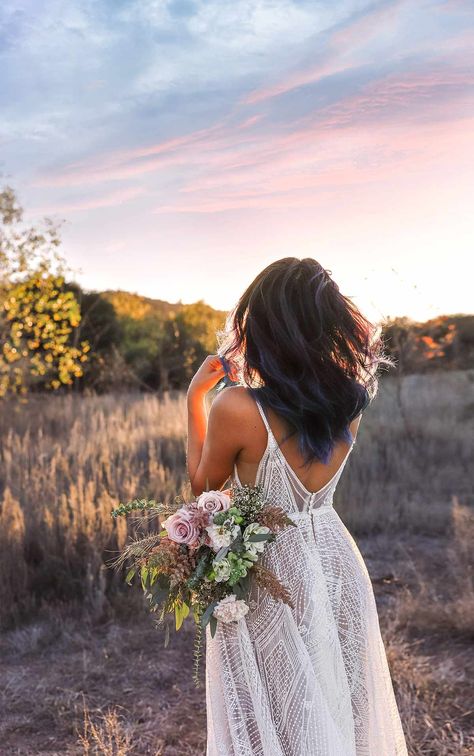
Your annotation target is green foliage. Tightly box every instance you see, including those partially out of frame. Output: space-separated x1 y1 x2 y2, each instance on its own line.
0 186 230 396
66 286 123 391
0 186 89 397
175 599 190 630
101 294 227 391
1 273 90 395
110 498 160 518
118 313 166 386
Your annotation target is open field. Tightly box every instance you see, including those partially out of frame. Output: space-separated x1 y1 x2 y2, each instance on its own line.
1 370 473 755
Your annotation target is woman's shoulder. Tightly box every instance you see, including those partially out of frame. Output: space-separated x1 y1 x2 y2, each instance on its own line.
210 385 254 415
212 386 363 442
208 386 261 445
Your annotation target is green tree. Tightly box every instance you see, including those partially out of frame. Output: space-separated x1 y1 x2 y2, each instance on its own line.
67 285 124 391
0 186 89 396
162 302 226 389
109 298 226 391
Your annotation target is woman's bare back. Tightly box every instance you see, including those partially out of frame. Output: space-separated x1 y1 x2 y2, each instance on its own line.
232 387 362 493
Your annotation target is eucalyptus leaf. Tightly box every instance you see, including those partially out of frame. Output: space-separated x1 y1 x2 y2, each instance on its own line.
214 546 229 563
188 552 211 583
201 600 219 629
246 533 271 543
149 584 169 606
233 581 244 599
209 615 218 638
229 534 244 552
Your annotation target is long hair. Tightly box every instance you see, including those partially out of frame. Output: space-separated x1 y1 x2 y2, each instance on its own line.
218 257 392 465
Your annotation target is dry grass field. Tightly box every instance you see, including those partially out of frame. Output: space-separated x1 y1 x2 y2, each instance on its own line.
0 370 473 755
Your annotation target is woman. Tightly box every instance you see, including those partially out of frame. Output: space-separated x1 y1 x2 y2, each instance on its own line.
186 258 407 756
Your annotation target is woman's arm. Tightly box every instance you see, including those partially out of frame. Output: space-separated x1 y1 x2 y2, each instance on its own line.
186 355 242 496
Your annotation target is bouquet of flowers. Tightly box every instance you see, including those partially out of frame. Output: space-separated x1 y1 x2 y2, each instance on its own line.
110 484 296 685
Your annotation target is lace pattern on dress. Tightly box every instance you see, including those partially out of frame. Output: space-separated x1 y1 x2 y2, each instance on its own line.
206 397 408 756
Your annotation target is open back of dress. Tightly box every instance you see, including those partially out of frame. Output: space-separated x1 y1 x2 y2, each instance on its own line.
205 398 408 756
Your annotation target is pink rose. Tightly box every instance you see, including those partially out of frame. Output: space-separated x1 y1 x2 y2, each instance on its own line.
196 490 231 515
162 508 200 545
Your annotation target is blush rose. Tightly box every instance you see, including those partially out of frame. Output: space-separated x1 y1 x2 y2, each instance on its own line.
162 508 200 546
196 490 231 515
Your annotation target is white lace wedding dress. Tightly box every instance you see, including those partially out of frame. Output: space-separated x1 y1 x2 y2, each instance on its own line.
205 398 408 755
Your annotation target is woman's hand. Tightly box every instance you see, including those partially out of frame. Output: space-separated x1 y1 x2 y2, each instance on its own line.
187 355 238 400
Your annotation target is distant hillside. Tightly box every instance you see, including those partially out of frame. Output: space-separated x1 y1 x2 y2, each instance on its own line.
75 288 473 392
101 290 185 321
73 289 228 391
100 294 473 375
383 314 474 373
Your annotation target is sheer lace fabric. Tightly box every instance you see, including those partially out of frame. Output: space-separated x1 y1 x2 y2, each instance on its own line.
205 400 408 755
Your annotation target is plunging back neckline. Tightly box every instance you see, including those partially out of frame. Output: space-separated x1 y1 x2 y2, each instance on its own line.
233 397 356 499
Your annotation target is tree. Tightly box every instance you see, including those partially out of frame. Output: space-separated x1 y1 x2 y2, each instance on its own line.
67 285 124 391
164 302 226 388
0 186 89 396
382 315 473 374
108 297 227 391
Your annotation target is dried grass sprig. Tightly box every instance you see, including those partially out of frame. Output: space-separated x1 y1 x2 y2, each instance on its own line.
257 504 297 532
253 563 294 610
147 538 197 588
106 531 164 571
112 494 194 529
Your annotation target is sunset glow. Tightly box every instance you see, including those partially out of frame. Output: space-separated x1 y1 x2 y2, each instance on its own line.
2 0 473 321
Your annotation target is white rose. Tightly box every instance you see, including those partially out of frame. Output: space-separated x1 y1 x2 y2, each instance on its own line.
213 594 249 623
243 545 260 562
212 557 232 583
206 522 241 552
242 522 270 558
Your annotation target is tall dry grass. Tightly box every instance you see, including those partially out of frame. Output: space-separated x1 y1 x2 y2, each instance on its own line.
0 370 472 629
0 391 189 628
378 496 474 755
0 370 473 753
337 369 474 533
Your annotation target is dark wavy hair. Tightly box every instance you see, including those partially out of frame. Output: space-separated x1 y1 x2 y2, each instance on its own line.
218 257 391 465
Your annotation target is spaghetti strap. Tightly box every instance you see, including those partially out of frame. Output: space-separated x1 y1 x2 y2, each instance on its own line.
254 397 272 436
253 394 355 498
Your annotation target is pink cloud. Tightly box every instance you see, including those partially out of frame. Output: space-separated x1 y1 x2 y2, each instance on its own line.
242 0 407 106
32 56 474 222
242 59 352 106
33 119 229 188
312 65 474 129
31 185 145 215
237 114 264 130
151 98 474 214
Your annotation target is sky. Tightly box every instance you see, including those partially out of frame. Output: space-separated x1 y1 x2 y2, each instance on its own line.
1 0 473 322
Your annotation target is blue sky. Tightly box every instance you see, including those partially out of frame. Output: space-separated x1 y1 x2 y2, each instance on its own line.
1 0 473 320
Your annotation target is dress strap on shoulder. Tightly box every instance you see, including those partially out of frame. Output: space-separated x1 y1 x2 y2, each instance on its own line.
254 398 272 435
